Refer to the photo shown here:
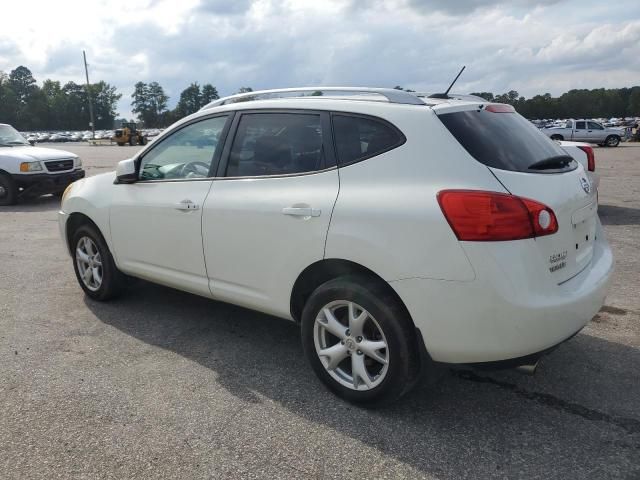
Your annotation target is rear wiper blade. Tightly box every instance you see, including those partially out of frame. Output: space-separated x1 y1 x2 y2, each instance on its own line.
528 155 574 170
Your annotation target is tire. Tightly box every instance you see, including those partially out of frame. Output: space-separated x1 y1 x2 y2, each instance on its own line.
140 136 147 146
605 135 620 147
550 134 563 141
117 142 125 147
129 135 135 146
0 173 17 206
301 275 420 406
71 223 126 301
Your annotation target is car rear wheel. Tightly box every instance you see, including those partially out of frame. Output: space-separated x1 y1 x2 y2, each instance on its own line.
301 275 419 406
550 134 563 141
71 224 126 301
605 135 620 147
0 173 17 206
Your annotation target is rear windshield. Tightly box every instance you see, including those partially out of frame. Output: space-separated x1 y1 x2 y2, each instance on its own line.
438 109 576 173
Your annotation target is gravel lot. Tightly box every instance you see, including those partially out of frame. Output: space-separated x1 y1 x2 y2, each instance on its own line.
1 143 639 479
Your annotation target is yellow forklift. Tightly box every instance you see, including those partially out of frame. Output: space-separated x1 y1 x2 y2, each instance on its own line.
112 122 148 146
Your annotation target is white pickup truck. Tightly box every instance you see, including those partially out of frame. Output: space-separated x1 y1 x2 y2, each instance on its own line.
0 123 85 205
542 119 624 147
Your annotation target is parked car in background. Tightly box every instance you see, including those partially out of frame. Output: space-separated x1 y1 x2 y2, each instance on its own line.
542 119 624 147
0 123 84 205
58 87 613 405
558 140 599 189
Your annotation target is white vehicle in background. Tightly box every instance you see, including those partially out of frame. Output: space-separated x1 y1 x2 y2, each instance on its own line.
0 123 84 205
58 87 613 405
558 140 599 190
542 119 624 147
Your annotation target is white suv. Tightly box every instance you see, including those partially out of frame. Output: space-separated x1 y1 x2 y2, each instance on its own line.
59 88 613 405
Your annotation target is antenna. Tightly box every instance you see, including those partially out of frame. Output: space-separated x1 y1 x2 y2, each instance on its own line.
428 65 466 99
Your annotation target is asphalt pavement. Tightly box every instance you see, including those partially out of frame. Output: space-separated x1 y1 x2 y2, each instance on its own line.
1 142 639 479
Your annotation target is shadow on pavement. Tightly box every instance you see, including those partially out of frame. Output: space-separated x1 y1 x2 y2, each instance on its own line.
0 194 60 213
599 204 640 226
85 281 640 478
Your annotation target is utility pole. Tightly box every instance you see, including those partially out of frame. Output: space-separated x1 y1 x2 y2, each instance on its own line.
82 50 96 139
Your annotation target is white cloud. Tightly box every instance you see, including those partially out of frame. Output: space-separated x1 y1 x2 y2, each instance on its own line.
0 0 638 118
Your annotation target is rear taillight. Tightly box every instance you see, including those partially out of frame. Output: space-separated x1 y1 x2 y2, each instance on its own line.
577 145 595 171
484 104 515 113
437 190 558 241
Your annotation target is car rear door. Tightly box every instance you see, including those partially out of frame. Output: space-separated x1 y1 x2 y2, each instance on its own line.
435 104 598 284
201 110 339 319
586 121 606 143
573 121 589 141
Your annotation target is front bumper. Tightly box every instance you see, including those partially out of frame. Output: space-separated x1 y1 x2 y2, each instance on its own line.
15 169 85 195
390 224 614 364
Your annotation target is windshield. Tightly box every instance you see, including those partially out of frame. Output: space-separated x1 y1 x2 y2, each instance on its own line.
438 109 577 173
0 125 29 146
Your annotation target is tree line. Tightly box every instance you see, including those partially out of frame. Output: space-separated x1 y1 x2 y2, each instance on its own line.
0 65 254 131
0 66 120 131
468 88 640 120
2 64 639 131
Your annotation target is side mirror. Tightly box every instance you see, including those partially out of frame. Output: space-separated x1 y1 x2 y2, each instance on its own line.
115 158 138 184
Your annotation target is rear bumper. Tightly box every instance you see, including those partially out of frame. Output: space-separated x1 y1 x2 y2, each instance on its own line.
15 169 85 195
391 222 614 363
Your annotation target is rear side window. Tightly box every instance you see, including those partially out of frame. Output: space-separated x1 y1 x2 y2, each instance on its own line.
332 115 404 166
575 121 586 130
226 113 324 177
438 109 576 173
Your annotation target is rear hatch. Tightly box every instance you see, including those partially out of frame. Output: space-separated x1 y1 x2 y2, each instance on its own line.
435 102 598 284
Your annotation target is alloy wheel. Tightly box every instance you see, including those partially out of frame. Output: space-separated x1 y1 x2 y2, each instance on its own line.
75 236 103 291
313 300 389 391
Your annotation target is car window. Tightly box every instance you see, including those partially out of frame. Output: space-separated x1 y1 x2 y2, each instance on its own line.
139 116 228 180
438 109 575 173
332 115 404 166
226 113 324 177
588 122 603 130
575 121 586 130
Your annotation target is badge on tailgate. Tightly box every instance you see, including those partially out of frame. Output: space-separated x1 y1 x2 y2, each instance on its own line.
549 250 567 273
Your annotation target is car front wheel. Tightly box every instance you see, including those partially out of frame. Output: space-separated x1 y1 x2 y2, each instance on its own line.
301 275 419 406
71 224 125 301
0 173 17 206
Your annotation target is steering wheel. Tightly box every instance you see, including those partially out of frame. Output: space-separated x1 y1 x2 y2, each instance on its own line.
180 161 211 177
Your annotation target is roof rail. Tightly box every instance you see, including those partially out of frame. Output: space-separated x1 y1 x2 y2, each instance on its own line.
200 87 426 110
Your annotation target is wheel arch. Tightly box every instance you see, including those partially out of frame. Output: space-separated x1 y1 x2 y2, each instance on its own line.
292 258 431 378
65 212 107 256
290 259 413 327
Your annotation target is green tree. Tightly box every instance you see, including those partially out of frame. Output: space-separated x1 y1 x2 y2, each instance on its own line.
91 81 121 129
200 84 219 105
132 81 168 127
628 88 640 116
175 82 202 118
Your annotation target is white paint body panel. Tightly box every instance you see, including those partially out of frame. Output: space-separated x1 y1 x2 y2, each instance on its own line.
110 180 214 298
202 171 339 318
58 95 614 365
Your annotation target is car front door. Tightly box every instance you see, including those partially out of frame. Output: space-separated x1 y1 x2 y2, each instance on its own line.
110 114 232 297
201 110 339 318
573 121 588 141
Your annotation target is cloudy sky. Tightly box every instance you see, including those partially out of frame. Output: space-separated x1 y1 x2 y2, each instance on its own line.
1 0 639 117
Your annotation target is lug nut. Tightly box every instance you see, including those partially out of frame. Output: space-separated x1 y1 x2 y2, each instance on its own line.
357 350 363 355
340 340 345 345
345 329 351 336
356 336 363 343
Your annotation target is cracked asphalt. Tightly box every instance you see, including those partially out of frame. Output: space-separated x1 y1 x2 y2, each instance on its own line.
1 143 639 479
